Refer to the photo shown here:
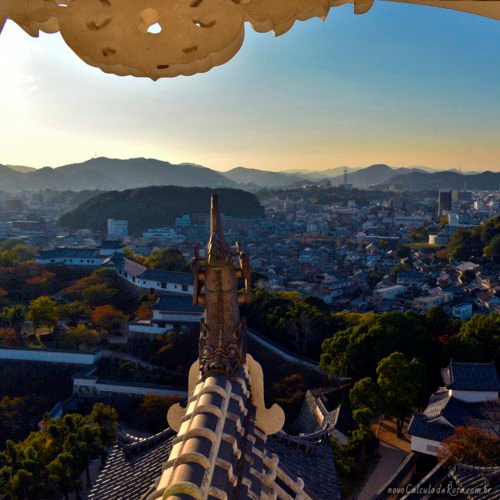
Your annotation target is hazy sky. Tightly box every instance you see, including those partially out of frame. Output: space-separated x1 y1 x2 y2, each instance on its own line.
1 3 499 172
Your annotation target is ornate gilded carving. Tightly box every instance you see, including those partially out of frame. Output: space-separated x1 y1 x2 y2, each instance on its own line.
194 194 251 379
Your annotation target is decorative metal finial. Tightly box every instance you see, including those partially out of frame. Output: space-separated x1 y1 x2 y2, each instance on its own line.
193 194 251 378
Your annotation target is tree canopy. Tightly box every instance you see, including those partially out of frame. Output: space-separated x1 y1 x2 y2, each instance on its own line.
437 426 500 466
27 296 58 333
448 216 500 261
0 404 118 499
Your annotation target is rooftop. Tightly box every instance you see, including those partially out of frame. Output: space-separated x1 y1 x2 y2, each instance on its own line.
442 361 500 392
151 294 203 313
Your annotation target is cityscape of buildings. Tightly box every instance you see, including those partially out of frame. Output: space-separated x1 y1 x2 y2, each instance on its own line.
0 177 497 500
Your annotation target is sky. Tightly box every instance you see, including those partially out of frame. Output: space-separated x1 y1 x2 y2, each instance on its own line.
0 3 499 173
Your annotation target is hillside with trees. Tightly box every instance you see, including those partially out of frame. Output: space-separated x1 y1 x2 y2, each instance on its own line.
59 186 264 234
448 215 500 262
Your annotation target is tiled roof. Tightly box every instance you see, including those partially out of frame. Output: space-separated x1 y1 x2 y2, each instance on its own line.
330 404 357 435
450 464 500 500
151 294 202 313
38 247 101 259
90 425 339 500
423 389 473 426
138 268 193 285
267 436 341 500
407 413 455 442
409 388 500 444
100 240 124 249
146 369 317 499
116 257 147 277
88 429 175 500
442 361 500 392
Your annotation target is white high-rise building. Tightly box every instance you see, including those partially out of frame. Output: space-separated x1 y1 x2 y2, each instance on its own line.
107 218 128 240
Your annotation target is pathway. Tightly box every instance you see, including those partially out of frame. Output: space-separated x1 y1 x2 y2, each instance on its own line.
355 417 411 500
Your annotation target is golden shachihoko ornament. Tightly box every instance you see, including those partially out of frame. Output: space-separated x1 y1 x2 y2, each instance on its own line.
1 0 499 79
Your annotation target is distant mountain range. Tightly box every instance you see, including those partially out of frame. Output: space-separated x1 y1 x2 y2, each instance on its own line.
0 158 235 192
377 170 500 190
0 158 498 192
222 167 306 189
221 164 499 190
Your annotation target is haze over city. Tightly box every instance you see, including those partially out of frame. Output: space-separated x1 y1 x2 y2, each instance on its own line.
1 3 499 172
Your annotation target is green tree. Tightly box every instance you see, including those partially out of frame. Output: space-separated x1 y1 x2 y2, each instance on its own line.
0 240 36 267
446 313 500 366
57 302 90 326
81 284 117 307
349 377 379 413
27 296 58 333
320 311 430 380
145 248 189 271
2 304 25 333
484 234 500 263
351 409 374 465
47 452 77 500
376 352 425 437
88 403 119 447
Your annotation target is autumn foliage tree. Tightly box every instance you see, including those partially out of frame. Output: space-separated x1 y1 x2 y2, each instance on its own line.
27 296 58 333
437 427 500 466
57 324 100 350
65 268 136 312
91 305 127 334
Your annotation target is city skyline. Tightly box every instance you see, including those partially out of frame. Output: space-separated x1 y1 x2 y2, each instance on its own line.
1 3 499 172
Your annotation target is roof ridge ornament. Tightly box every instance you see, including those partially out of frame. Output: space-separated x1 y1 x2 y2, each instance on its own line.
2 0 499 79
193 194 251 379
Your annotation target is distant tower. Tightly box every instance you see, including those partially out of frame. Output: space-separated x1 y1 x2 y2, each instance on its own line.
341 167 352 190
438 190 452 219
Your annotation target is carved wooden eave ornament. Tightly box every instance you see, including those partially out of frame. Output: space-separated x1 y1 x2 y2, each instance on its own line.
1 0 499 80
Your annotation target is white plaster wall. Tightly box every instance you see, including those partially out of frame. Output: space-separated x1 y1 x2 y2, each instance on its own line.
74 378 187 397
0 347 100 365
129 323 173 335
451 390 498 403
411 435 443 456
37 257 103 266
154 312 202 323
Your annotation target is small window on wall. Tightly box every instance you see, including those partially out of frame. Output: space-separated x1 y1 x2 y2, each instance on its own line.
426 444 439 453
182 285 188 291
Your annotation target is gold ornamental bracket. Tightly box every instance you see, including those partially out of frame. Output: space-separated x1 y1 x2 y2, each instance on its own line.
1 0 499 80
